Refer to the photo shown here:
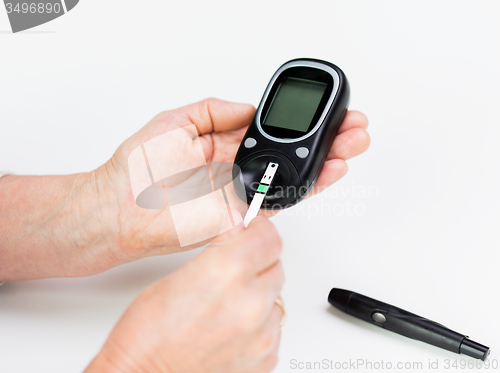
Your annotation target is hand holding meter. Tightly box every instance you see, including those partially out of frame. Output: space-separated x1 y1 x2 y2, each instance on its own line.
234 58 350 210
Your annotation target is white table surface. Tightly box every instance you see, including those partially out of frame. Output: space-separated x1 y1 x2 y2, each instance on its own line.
1 1 499 372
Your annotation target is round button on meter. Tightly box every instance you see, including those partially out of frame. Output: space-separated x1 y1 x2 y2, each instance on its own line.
244 137 257 148
295 147 309 159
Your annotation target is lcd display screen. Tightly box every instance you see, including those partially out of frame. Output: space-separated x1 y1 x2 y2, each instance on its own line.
263 77 327 133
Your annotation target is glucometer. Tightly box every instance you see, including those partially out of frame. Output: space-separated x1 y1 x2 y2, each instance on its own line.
234 58 350 213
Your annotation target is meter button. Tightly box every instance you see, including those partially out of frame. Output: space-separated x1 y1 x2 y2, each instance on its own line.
244 137 257 149
295 147 309 159
372 312 386 323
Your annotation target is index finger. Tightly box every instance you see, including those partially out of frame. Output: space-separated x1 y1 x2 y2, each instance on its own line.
337 110 369 134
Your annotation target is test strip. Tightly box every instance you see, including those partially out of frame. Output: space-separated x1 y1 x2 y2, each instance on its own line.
243 162 279 227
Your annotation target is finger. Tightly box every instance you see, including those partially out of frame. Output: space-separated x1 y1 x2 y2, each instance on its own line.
337 110 369 134
327 127 371 161
253 261 285 302
175 98 255 135
252 348 280 373
234 216 283 276
245 304 283 364
309 158 348 198
197 216 282 280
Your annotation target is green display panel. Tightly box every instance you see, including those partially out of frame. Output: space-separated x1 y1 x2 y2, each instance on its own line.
263 77 327 133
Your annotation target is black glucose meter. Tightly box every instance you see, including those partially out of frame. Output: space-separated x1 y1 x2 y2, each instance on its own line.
234 58 350 209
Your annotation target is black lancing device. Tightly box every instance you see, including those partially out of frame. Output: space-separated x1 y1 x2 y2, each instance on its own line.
328 288 491 361
233 58 350 209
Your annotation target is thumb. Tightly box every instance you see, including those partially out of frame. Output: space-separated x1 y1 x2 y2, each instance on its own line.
173 98 255 135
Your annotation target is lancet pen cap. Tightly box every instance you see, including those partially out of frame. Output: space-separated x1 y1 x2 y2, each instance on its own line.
460 338 490 361
328 288 353 312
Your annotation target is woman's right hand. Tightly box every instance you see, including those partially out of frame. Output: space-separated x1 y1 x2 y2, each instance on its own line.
85 216 285 373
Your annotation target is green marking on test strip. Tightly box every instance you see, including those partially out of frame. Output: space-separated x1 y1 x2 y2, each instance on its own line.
257 184 269 193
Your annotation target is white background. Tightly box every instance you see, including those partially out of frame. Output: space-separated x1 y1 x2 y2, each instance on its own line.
1 1 499 372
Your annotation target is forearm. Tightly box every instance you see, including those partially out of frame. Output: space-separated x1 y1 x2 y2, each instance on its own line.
0 171 120 280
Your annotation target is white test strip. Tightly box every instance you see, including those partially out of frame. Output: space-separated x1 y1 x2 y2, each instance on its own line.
243 162 279 227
